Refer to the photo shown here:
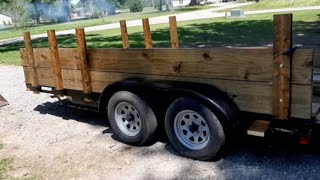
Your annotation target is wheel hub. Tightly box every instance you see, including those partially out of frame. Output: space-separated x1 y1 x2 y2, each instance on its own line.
126 113 135 122
115 102 141 136
174 110 210 150
188 122 199 133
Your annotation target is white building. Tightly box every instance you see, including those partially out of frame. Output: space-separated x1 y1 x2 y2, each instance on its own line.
0 14 13 26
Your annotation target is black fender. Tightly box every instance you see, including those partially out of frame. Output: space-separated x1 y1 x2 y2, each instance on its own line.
98 78 241 131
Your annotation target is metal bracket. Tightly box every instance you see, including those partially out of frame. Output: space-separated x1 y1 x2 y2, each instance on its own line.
283 46 298 56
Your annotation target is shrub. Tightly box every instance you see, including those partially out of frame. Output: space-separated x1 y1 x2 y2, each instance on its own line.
89 10 105 19
128 0 143 12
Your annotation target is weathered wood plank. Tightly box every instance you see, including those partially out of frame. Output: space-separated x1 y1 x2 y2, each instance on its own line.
23 32 39 92
291 84 312 119
169 16 179 48
87 48 273 81
120 20 130 48
22 66 312 119
23 67 31 84
76 28 93 96
59 48 79 69
20 49 29 66
20 48 312 85
91 72 311 119
61 69 83 91
313 48 320 68
272 14 292 120
142 18 153 48
48 30 64 91
292 49 313 84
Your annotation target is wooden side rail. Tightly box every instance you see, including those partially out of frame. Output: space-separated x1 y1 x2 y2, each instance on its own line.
20 15 314 119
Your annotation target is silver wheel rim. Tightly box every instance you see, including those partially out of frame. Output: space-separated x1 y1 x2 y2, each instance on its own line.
115 102 141 136
174 110 210 150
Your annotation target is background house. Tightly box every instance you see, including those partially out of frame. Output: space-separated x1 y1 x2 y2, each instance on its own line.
0 13 12 26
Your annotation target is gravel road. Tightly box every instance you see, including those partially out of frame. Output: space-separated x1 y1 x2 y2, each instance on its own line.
1 65 320 180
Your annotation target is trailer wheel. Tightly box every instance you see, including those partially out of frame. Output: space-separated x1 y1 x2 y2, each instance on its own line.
165 97 226 160
108 91 157 145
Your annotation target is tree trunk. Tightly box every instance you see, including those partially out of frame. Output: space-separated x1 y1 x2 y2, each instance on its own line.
33 0 41 24
61 0 71 22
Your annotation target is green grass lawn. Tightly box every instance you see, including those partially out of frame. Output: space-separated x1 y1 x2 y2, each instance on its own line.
219 0 320 12
0 10 319 65
0 5 212 41
0 158 12 179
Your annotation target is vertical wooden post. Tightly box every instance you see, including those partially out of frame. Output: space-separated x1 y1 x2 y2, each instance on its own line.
47 30 64 95
169 16 179 48
23 32 39 93
120 20 130 48
272 14 292 120
142 18 153 48
76 28 93 102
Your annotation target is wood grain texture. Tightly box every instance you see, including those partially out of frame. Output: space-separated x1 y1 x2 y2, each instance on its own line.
272 14 292 120
23 67 311 119
76 28 92 95
313 48 320 68
20 48 312 85
120 20 130 48
23 32 39 90
142 18 153 48
169 16 179 48
48 30 64 91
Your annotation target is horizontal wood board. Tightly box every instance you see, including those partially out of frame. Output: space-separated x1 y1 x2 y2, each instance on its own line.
23 67 312 119
21 48 313 119
21 48 313 85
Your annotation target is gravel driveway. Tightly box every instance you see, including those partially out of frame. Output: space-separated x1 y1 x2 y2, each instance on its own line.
1 65 320 180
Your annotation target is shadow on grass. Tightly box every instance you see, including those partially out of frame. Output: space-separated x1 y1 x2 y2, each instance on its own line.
1 19 319 54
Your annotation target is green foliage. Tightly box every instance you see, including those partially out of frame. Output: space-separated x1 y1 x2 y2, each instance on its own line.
0 158 13 179
0 0 72 28
128 0 143 12
89 9 105 19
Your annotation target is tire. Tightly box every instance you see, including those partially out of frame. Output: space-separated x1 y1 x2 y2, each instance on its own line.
108 91 157 145
165 97 226 160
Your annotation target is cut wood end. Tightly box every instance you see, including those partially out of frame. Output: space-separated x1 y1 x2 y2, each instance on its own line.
247 120 271 137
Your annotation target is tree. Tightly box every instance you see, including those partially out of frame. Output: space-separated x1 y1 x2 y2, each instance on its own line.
59 0 71 22
0 0 28 28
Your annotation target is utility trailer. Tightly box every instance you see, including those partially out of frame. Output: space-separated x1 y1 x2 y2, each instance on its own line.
20 14 319 160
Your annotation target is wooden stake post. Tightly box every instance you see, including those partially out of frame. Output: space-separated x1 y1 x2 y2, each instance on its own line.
120 20 130 48
142 18 153 48
76 28 93 102
23 32 39 93
169 16 179 48
47 30 64 95
272 14 293 120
